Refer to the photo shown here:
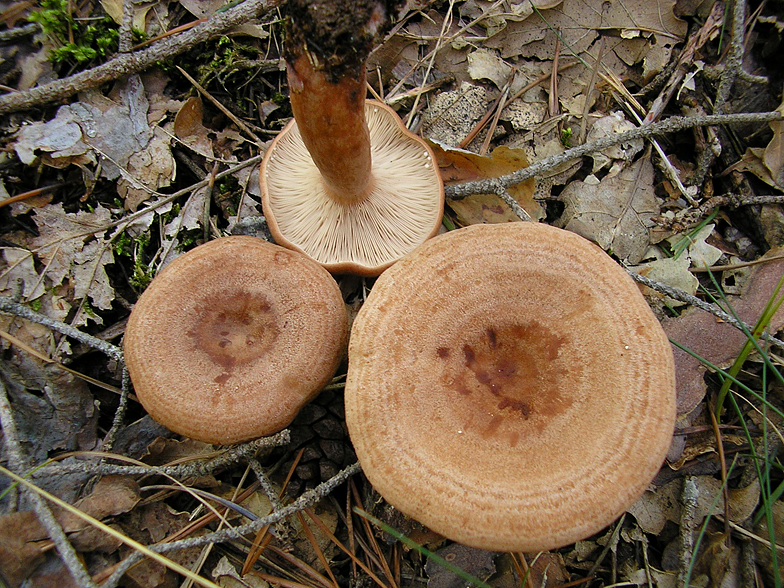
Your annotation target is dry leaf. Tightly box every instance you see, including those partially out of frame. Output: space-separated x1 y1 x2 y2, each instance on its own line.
425 544 496 588
628 475 754 536
662 247 784 415
754 500 784 585
635 254 700 305
3 367 98 467
0 247 47 300
484 0 686 61
723 147 782 190
763 100 784 187
178 0 226 18
585 112 645 175
101 0 156 30
430 142 541 222
557 155 659 263
467 48 513 89
213 557 270 588
0 475 139 584
17 202 117 325
13 105 93 166
696 533 740 588
421 82 490 147
174 95 214 158
0 510 46 587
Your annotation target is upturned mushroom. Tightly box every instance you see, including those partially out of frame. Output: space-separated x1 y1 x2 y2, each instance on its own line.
260 0 443 276
345 222 676 552
124 236 347 445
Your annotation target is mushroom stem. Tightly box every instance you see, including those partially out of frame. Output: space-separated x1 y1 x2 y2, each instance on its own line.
287 54 372 200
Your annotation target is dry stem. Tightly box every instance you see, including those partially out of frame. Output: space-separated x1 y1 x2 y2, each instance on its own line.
445 111 783 200
0 0 276 115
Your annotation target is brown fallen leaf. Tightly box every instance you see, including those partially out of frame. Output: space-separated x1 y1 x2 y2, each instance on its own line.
429 142 541 223
628 475 758 537
557 154 659 264
695 532 740 588
763 100 784 188
0 510 47 587
722 147 782 190
174 95 215 159
0 476 140 585
661 247 784 415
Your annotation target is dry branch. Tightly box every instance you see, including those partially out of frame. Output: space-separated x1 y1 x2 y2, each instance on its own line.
445 111 784 200
0 0 277 115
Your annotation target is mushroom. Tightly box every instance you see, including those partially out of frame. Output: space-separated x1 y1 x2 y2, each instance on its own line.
345 222 676 552
260 0 444 276
124 236 347 445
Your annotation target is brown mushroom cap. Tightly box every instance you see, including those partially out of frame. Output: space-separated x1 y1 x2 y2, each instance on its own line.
345 223 676 552
260 100 444 276
124 236 347 445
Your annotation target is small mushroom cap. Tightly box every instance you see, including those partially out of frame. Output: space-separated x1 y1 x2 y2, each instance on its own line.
260 100 444 276
345 223 676 552
124 236 347 445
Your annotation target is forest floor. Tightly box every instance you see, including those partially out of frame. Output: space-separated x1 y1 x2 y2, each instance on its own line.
0 0 783 587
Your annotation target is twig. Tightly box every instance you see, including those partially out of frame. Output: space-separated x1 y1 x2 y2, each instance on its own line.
102 462 362 588
405 0 455 129
643 2 725 125
457 61 577 150
0 380 98 588
0 0 277 115
34 431 290 479
118 0 135 52
0 297 123 361
678 194 784 228
0 378 27 473
676 477 698 588
579 37 605 143
101 367 132 453
444 111 783 200
386 75 454 106
690 0 758 188
0 22 40 42
479 75 512 156
494 185 533 222
629 271 784 352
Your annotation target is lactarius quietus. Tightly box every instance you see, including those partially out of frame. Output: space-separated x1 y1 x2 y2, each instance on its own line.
260 0 444 276
124 236 347 445
345 223 676 552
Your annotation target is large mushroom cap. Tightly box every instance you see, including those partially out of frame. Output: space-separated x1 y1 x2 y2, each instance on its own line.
345 223 676 552
260 100 444 276
124 236 347 445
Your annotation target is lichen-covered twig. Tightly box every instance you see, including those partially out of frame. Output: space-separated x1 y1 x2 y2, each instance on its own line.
101 367 133 452
0 380 99 588
102 462 362 588
34 431 290 479
629 272 784 352
690 0 767 188
0 297 123 362
0 0 276 115
445 111 783 200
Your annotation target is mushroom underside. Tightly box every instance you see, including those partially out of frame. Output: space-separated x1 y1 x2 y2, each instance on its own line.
261 101 443 274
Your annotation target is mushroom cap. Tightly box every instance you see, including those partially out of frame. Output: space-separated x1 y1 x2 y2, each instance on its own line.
345 223 676 552
260 100 444 276
124 236 347 445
